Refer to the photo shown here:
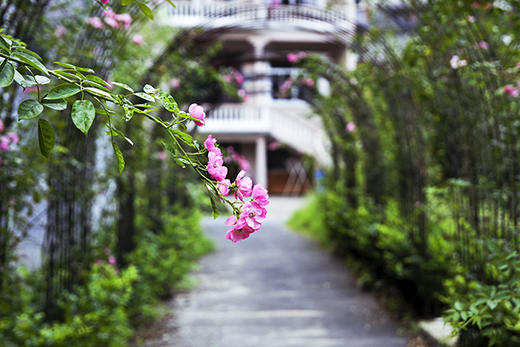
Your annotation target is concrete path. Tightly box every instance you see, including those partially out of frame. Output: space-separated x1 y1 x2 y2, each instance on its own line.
143 197 409 347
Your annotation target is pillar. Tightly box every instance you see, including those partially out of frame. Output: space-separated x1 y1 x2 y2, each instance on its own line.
255 136 268 188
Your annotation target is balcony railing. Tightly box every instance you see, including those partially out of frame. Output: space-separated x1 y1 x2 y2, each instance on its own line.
163 2 356 41
199 104 330 166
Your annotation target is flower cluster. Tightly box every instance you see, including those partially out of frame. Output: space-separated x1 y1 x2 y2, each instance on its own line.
87 9 132 30
95 247 117 266
204 135 270 243
504 84 519 97
222 68 244 86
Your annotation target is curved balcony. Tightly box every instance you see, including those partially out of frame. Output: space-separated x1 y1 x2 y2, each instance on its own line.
162 1 356 43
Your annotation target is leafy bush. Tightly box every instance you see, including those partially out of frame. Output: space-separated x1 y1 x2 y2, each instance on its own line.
444 242 520 346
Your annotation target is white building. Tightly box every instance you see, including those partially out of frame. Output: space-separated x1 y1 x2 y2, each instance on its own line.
161 0 360 195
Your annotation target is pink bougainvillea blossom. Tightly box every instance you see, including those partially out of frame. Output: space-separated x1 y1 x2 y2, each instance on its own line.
101 0 110 3
7 133 19 145
504 85 519 97
234 170 252 201
0 119 4 132
268 141 281 151
208 151 228 182
132 34 144 45
0 135 10 151
223 74 233 83
188 103 206 126
87 17 104 29
217 178 231 198
169 78 180 89
157 151 167 161
450 55 467 69
108 256 116 265
204 135 222 155
478 41 489 50
346 121 356 133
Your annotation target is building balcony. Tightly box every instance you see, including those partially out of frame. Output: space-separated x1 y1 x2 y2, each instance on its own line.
160 1 357 42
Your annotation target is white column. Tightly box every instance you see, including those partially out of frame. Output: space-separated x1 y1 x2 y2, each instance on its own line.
255 136 268 188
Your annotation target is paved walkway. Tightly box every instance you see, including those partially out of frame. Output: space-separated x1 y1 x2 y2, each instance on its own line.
144 197 409 347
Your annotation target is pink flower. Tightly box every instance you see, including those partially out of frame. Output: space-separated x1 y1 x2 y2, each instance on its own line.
450 55 467 69
104 16 120 28
102 10 117 19
237 89 249 101
115 13 132 29
287 53 298 63
504 85 519 97
303 78 315 87
101 0 110 3
233 70 244 85
252 184 269 207
87 17 104 29
55 25 66 38
208 151 228 182
7 133 19 145
224 216 255 243
204 135 222 155
95 259 104 265
169 78 180 89
0 119 4 132
218 178 231 197
240 201 266 230
157 151 167 161
280 78 293 92
223 74 233 83
188 103 205 126
268 141 281 151
237 156 250 171
479 41 488 50
346 122 356 132
108 256 116 265
23 86 40 94
132 34 144 45
234 170 252 201
0 136 9 151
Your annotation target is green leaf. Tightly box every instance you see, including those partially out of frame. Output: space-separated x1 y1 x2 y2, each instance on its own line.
143 84 156 93
18 99 43 120
53 61 76 69
134 92 155 102
165 0 176 8
46 84 81 100
34 75 51 85
121 0 133 5
0 61 14 87
85 74 108 86
106 126 134 146
172 129 195 147
43 100 67 111
84 87 113 100
38 118 55 157
71 100 95 136
111 81 134 93
138 3 154 19
112 142 125 173
160 93 178 112
14 46 43 61
12 51 48 75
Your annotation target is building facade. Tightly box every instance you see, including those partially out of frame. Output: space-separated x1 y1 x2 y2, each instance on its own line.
161 0 360 194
